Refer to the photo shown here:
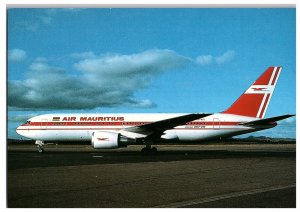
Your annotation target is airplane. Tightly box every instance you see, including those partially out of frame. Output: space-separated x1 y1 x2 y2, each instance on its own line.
16 66 294 153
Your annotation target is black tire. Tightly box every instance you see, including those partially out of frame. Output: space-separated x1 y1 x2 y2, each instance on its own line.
141 146 158 154
37 146 44 153
151 147 157 153
141 147 147 153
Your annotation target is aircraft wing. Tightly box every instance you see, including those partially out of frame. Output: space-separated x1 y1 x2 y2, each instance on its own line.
123 113 211 137
240 114 295 126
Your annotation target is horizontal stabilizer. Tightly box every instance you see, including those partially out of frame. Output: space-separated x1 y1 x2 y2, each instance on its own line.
240 114 295 126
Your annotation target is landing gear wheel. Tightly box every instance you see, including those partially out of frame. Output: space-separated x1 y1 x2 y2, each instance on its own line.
141 147 148 154
37 145 44 153
141 146 157 154
151 147 157 153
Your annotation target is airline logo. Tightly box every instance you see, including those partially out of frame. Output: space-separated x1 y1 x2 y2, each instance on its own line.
252 87 268 91
252 66 281 118
255 66 281 118
52 117 60 121
97 138 109 141
245 85 274 94
223 66 281 119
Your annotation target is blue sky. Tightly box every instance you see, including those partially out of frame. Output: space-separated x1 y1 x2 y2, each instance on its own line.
7 8 296 139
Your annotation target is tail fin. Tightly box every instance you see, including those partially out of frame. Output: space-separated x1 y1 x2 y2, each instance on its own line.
223 66 282 118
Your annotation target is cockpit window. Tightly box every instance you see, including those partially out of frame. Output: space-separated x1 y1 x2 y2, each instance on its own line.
26 121 31 125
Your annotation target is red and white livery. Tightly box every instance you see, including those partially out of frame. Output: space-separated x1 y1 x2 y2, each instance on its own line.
16 66 294 152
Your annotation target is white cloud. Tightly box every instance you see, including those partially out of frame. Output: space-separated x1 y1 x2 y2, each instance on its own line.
126 99 156 108
16 9 84 32
70 51 97 59
195 55 213 66
8 49 188 110
8 114 38 122
8 49 27 62
8 49 236 110
74 49 187 75
40 15 52 25
29 62 50 72
215 50 236 64
34 57 47 62
195 50 236 66
16 20 39 32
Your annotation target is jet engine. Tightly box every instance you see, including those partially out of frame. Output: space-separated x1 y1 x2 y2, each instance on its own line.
91 131 134 149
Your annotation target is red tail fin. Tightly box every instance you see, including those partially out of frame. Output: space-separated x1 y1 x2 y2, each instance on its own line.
223 66 282 118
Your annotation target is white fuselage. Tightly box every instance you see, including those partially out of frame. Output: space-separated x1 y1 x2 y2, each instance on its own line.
16 113 273 143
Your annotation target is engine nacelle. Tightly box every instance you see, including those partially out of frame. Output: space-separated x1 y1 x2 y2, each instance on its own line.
92 131 120 149
91 131 135 149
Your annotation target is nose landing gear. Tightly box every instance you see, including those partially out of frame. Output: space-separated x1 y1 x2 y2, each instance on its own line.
35 140 44 153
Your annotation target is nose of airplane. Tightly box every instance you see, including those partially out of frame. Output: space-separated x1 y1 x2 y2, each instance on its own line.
16 125 22 136
16 125 27 137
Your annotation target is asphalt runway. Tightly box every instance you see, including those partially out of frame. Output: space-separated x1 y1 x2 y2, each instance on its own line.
7 144 296 208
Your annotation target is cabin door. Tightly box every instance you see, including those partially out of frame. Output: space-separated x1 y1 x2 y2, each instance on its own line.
213 118 220 129
41 119 48 129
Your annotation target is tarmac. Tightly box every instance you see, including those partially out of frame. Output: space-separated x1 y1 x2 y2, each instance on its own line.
7 143 296 208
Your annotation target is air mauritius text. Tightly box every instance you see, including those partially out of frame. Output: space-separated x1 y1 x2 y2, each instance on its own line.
61 117 125 121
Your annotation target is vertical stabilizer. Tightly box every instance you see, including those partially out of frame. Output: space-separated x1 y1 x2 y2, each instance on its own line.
223 66 282 118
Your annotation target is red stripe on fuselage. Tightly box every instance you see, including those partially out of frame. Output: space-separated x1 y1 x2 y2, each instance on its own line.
17 127 247 131
22 121 241 127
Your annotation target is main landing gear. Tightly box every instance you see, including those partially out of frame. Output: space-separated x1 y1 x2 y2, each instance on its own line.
35 140 44 153
141 143 157 154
